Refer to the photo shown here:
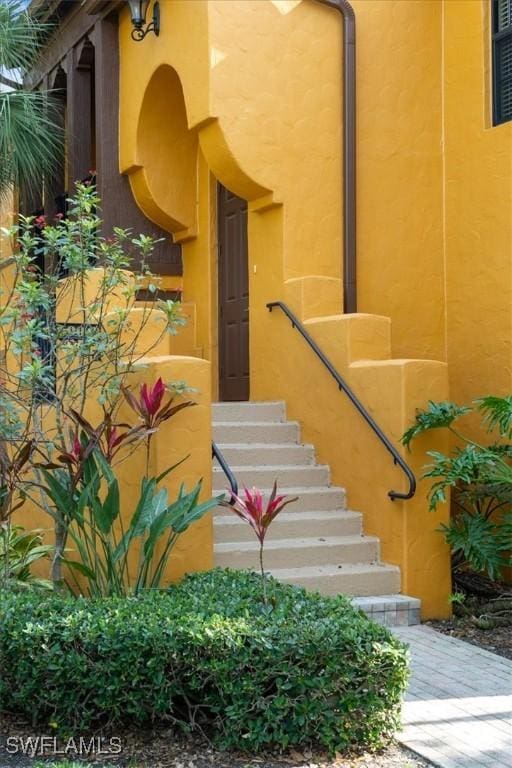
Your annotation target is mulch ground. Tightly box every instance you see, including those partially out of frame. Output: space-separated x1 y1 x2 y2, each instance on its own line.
426 617 512 660
0 718 431 768
425 588 512 661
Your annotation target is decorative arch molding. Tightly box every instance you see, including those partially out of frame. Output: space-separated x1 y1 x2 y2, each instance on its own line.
128 64 199 240
128 62 276 243
198 120 274 206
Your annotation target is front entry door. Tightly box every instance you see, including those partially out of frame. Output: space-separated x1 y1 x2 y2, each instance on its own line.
218 184 249 401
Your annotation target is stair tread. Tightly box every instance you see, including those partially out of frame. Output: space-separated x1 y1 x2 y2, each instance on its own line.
213 464 328 472
214 509 361 524
213 420 299 427
214 535 378 552
269 562 400 577
218 489 345 499
214 442 314 449
212 400 284 408
211 402 403 603
230 485 344 492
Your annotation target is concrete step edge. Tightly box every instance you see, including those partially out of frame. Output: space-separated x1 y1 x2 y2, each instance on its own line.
213 464 329 472
224 485 346 494
212 401 286 407
213 442 315 449
213 420 300 427
214 535 379 553
269 562 401 577
214 509 362 524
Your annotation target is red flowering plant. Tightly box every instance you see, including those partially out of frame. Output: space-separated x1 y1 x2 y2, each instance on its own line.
222 482 297 603
122 377 195 474
33 393 216 595
0 183 200 589
67 408 151 467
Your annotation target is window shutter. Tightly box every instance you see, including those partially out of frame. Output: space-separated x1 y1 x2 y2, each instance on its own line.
493 0 512 125
497 0 512 31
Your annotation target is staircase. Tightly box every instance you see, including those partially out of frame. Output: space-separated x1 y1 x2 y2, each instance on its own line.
212 400 421 625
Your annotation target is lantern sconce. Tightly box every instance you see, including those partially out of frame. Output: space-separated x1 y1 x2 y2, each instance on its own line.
128 0 160 41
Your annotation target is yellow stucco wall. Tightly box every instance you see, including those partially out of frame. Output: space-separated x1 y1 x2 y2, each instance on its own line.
354 0 446 362
4 267 214 588
444 0 512 410
118 0 455 617
0 190 15 260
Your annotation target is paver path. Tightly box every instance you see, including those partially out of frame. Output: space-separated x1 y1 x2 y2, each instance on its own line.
393 625 512 768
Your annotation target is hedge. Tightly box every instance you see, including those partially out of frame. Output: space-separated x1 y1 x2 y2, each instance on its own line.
0 569 408 753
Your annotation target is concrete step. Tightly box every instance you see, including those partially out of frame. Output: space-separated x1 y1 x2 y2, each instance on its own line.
213 421 300 444
270 562 401 597
213 485 347 512
212 464 329 491
214 509 363 542
216 442 316 467
353 594 421 626
210 401 408 608
212 401 286 422
214 535 380 570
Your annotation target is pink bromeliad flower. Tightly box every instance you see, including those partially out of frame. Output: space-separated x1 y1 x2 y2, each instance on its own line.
222 482 297 603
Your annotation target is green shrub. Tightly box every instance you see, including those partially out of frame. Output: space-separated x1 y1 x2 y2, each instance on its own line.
0 569 408 753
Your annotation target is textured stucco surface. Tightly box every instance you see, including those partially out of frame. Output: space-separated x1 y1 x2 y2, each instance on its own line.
117 0 489 616
444 0 512 413
354 0 446 363
0 191 15 260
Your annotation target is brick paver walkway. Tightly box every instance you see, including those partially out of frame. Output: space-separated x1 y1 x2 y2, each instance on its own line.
393 625 512 768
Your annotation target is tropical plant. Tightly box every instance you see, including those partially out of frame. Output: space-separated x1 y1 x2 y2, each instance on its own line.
0 184 197 585
0 523 53 588
41 444 221 597
221 482 297 603
31 375 218 596
0 0 64 199
402 397 512 581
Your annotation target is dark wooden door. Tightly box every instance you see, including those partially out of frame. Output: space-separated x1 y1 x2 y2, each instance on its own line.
218 184 249 401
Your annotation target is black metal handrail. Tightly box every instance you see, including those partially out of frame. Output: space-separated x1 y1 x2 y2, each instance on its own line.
212 441 239 504
266 301 416 501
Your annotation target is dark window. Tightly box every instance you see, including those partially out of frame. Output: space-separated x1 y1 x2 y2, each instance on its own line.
493 0 512 125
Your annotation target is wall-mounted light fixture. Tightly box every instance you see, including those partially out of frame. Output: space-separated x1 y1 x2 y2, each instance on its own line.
128 0 160 41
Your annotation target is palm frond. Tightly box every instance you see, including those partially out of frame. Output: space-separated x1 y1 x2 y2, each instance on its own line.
0 0 52 72
0 89 64 200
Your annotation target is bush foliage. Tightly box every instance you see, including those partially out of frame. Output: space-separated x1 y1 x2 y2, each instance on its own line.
0 569 408 753
402 397 512 581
